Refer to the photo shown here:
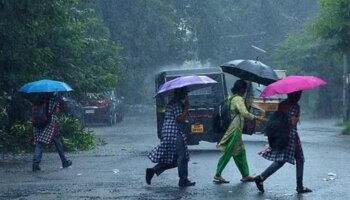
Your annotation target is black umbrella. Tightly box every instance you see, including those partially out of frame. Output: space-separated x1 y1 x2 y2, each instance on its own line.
220 59 279 85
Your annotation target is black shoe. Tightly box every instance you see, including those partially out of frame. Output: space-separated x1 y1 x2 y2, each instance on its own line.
32 165 41 172
254 175 264 193
179 179 196 187
62 160 72 168
146 168 154 185
296 186 312 193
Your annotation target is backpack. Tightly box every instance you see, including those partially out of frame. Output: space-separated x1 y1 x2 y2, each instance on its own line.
265 111 289 150
213 96 234 133
31 99 49 129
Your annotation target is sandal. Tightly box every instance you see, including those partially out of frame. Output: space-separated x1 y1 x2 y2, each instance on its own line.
254 175 264 193
240 176 254 183
213 175 230 184
296 186 312 193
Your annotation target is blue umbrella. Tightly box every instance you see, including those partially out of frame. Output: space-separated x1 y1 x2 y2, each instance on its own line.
19 79 73 93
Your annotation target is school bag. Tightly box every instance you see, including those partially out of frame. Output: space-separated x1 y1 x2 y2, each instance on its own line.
265 111 289 150
213 96 234 133
31 98 50 129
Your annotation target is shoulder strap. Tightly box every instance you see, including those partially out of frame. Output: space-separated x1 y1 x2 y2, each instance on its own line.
228 94 240 114
227 95 242 127
230 94 243 127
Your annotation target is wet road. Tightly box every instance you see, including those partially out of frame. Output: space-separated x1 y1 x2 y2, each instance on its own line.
1 108 350 200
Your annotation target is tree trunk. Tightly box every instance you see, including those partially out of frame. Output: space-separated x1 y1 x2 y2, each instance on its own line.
343 53 349 121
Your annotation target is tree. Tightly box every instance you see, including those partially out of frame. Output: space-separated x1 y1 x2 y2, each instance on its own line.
311 0 350 121
99 0 319 103
100 0 193 103
0 0 120 94
271 30 343 116
172 0 318 66
0 0 121 125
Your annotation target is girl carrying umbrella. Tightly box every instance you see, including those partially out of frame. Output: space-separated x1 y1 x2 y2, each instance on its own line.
253 91 312 193
146 87 195 187
213 80 265 183
253 75 326 193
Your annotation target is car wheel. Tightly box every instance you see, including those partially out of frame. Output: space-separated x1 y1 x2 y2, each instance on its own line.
108 112 117 126
108 113 113 126
116 112 123 122
113 113 117 124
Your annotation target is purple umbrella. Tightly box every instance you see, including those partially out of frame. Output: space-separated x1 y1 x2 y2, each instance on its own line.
155 75 217 97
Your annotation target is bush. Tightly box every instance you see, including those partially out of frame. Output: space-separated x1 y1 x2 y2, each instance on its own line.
58 115 96 151
0 121 33 153
0 115 97 153
342 121 350 135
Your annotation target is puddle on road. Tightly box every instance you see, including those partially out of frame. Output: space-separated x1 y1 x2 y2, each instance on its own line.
323 172 337 181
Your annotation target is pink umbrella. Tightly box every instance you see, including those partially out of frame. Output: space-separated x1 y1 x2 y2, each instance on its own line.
261 75 327 97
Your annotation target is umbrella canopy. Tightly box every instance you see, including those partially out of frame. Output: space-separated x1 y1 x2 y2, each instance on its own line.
155 75 217 97
19 79 73 93
261 75 327 97
220 59 279 85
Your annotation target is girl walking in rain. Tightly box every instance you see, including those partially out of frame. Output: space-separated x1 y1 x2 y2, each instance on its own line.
213 80 265 183
146 87 195 187
253 91 312 193
32 93 72 171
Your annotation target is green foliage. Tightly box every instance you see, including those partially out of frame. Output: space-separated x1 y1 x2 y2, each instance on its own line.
2 0 336 127
172 0 318 65
58 115 96 151
0 104 9 132
271 29 343 116
0 0 121 127
0 0 116 151
342 121 350 135
28 0 121 94
0 121 33 153
100 0 193 103
271 29 342 77
270 0 350 117
0 0 320 107
309 0 350 118
271 31 320 73
311 0 350 52
98 0 318 103
0 115 96 153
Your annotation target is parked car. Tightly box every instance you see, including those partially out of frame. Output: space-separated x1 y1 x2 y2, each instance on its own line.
61 96 85 125
82 90 124 126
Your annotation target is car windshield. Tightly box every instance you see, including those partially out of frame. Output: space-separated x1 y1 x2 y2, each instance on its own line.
187 74 225 106
188 87 211 96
